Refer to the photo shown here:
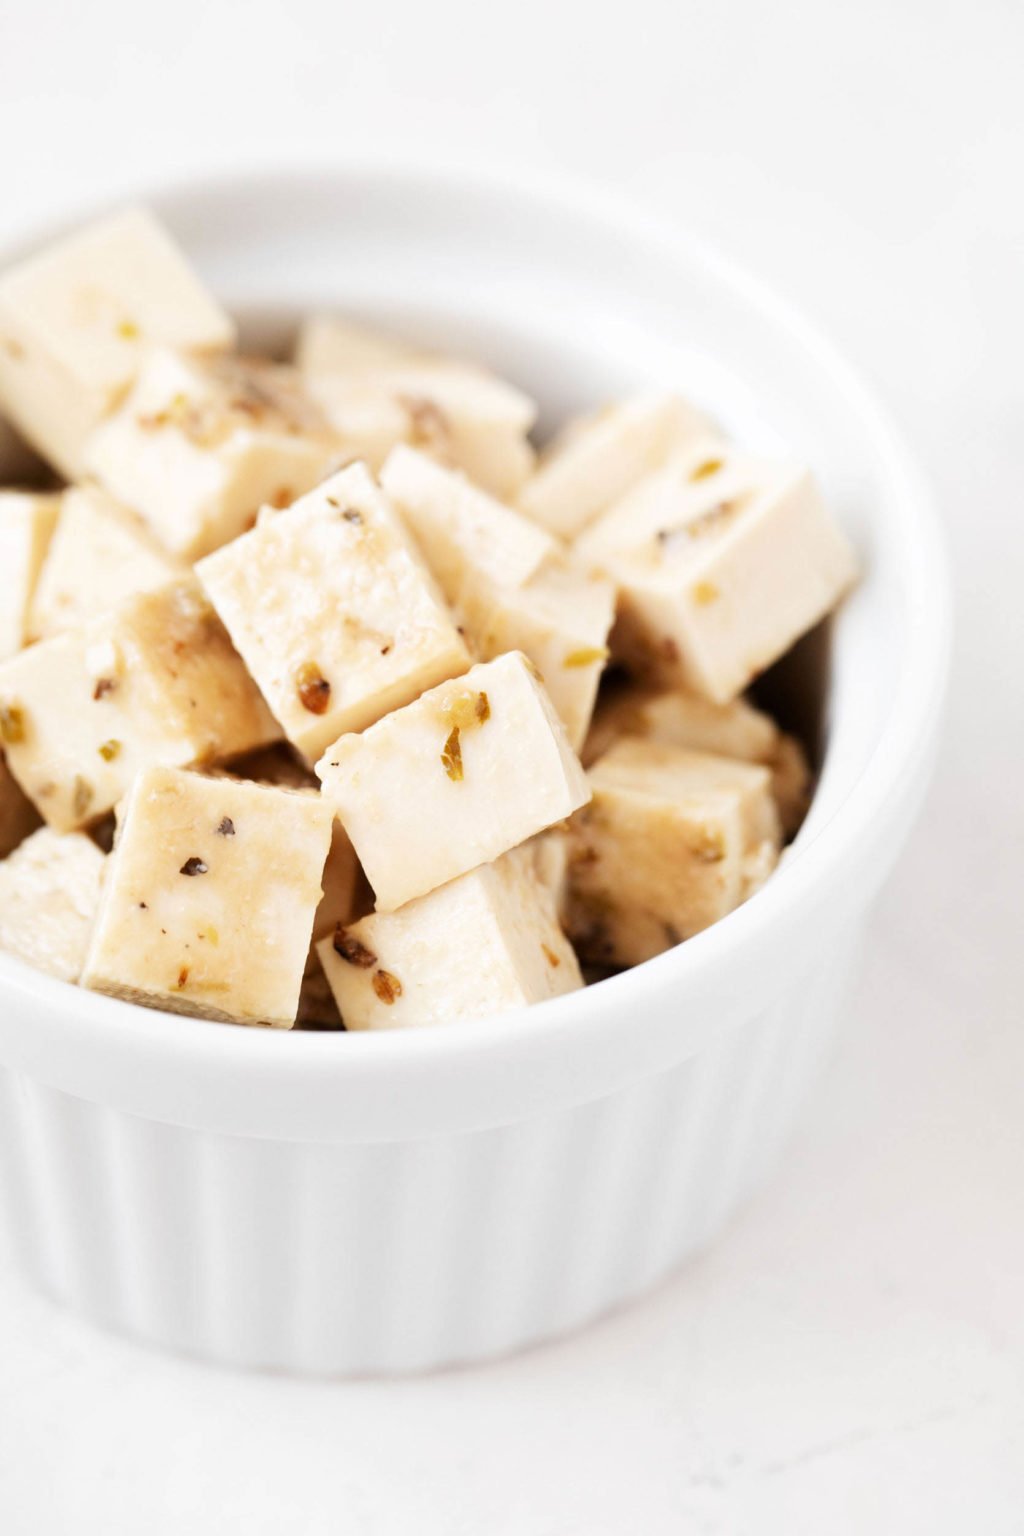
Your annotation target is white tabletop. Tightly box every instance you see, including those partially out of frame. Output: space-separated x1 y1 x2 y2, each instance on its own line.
1 1 1021 1530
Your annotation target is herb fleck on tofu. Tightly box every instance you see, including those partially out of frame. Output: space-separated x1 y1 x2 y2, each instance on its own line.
441 689 491 731
690 457 724 481
691 580 720 607
0 702 25 745
92 677 116 701
563 646 609 669
179 856 209 877
541 943 561 967
401 395 449 448
98 739 121 762
372 969 403 1004
72 775 94 819
216 817 235 836
441 726 463 781
692 828 726 863
332 925 378 968
295 661 331 715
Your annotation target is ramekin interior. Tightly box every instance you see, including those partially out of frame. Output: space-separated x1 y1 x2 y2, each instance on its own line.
0 164 951 1141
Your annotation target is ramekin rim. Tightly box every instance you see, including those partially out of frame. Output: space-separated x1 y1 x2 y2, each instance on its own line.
0 157 952 1099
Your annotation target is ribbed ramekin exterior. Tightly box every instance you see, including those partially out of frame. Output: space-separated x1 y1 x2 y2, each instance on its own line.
0 932 859 1375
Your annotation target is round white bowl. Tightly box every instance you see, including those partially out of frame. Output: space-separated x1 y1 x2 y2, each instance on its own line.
0 166 951 1374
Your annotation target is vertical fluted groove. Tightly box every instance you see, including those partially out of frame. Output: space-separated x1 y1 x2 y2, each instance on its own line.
0 945 856 1373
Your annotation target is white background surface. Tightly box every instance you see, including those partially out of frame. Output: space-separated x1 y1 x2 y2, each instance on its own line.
0 1 1021 1530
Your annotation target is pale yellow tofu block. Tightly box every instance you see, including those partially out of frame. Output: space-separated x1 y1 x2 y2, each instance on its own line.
28 485 182 640
196 462 471 760
455 557 615 752
583 683 811 837
0 207 235 478
525 825 571 924
0 827 105 982
296 315 412 375
316 652 591 912
380 444 558 600
298 316 538 497
317 846 581 1031
85 349 342 560
0 491 60 658
518 393 711 538
0 577 277 831
578 442 857 702
82 766 333 1025
567 737 781 967
0 749 40 856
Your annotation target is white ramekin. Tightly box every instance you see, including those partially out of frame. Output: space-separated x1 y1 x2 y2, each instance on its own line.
0 165 951 1375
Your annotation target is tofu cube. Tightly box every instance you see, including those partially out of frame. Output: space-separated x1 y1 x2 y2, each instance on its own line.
196 462 471 760
298 316 538 497
0 577 277 831
28 485 182 640
82 767 333 1026
296 315 412 375
577 442 858 702
85 350 342 559
525 825 571 923
0 749 40 856
455 557 615 752
0 491 60 658
316 846 581 1031
518 393 710 538
316 652 591 912
0 207 235 478
583 684 811 836
380 444 558 601
0 827 105 982
567 737 781 967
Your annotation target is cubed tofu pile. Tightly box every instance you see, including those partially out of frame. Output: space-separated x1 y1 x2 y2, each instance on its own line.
0 207 858 1031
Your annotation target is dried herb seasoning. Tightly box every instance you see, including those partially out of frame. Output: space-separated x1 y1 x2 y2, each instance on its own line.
441 726 463 781
71 776 94 819
332 926 377 969
0 702 25 745
295 661 331 715
372 969 403 1005
563 646 609 669
691 580 720 607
